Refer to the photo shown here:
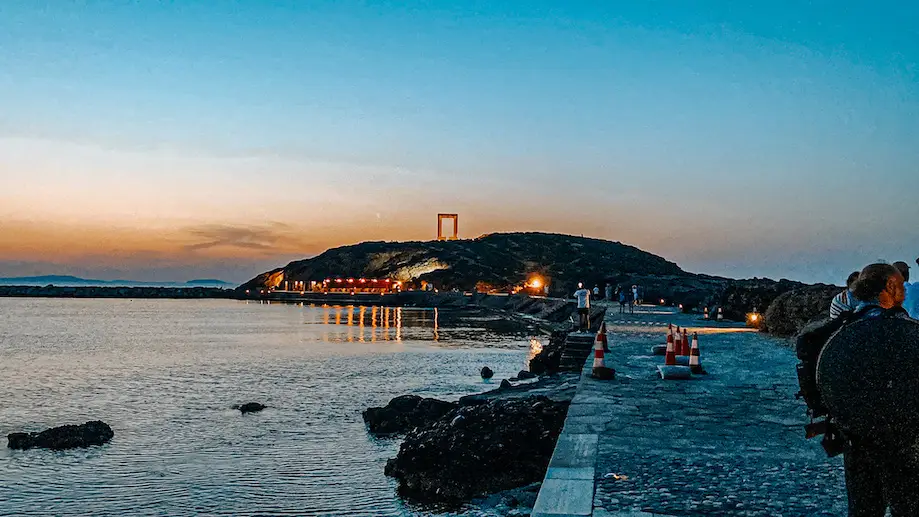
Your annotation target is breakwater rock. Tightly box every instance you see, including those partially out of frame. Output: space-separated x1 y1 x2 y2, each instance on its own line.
384 395 568 502
363 395 457 435
8 421 114 450
763 284 841 337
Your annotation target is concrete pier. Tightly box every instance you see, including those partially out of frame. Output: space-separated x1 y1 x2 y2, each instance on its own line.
532 304 848 516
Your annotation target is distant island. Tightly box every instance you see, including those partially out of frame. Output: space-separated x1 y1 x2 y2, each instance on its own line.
0 275 236 288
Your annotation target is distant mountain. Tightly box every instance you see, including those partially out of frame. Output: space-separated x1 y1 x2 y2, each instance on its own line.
0 275 235 288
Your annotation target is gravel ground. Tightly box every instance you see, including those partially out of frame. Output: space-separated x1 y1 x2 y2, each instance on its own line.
593 305 848 516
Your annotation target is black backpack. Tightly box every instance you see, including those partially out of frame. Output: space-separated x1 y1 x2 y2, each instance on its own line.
795 307 871 416
795 305 908 416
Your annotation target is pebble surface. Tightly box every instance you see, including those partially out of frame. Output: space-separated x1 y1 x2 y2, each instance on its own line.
593 307 848 516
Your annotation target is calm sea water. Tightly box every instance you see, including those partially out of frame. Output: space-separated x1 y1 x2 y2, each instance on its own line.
0 299 541 517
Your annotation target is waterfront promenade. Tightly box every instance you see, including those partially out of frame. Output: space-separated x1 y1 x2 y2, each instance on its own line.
533 305 848 517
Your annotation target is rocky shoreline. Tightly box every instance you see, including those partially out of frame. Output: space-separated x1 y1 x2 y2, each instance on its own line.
364 369 579 512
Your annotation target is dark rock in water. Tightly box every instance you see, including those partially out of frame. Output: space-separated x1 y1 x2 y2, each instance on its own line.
516 370 537 380
500 379 512 389
363 395 457 435
385 395 568 502
529 330 568 375
481 366 494 379
235 402 266 414
8 420 113 450
764 285 841 337
591 366 615 380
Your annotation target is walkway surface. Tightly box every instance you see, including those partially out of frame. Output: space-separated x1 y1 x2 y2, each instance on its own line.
533 304 848 517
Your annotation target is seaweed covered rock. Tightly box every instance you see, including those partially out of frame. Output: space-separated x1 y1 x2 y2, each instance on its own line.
384 395 568 502
8 421 114 450
363 395 457 435
764 284 841 337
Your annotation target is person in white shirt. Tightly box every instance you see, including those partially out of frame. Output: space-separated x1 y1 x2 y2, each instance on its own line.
830 271 862 318
896 259 919 319
573 282 590 330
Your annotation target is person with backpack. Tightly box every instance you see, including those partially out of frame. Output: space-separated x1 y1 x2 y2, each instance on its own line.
797 263 915 516
829 271 861 318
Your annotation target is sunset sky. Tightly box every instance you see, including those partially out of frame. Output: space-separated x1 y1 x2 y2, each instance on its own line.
1 1 917 284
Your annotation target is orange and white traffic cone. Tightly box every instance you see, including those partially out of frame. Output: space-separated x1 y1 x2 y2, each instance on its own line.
675 328 691 365
704 307 709 320
717 307 723 321
664 332 677 366
659 330 691 379
593 331 605 369
592 329 615 379
599 321 609 352
689 332 707 374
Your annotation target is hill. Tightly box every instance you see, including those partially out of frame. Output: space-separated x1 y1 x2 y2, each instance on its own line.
242 232 695 297
239 232 841 327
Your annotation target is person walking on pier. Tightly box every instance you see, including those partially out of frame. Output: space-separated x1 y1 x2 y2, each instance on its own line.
627 288 635 314
618 288 627 314
573 283 590 331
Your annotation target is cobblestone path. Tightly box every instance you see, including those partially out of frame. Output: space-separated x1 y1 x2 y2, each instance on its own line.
593 305 848 516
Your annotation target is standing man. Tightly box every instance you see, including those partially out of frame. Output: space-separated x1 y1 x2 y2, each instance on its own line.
818 263 915 515
593 285 600 299
896 259 919 319
830 271 862 318
631 285 639 306
604 283 613 302
573 282 591 331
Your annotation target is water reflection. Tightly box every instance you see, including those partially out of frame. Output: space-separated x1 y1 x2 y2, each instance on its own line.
0 299 540 517
298 304 536 347
526 337 544 364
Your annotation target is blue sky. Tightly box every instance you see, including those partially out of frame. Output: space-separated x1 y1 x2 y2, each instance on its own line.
0 1 917 283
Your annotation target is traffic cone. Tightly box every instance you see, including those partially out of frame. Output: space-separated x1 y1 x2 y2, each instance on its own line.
599 321 609 352
593 331 605 369
664 331 677 366
659 332 691 380
717 307 723 321
592 329 615 380
689 332 707 374
681 328 690 356
674 328 690 365
703 307 709 320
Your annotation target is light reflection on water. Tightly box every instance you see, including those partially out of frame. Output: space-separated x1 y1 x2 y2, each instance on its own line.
0 299 538 517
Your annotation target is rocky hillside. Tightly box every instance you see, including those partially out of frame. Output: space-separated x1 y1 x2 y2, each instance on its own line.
240 232 687 296
240 232 839 323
